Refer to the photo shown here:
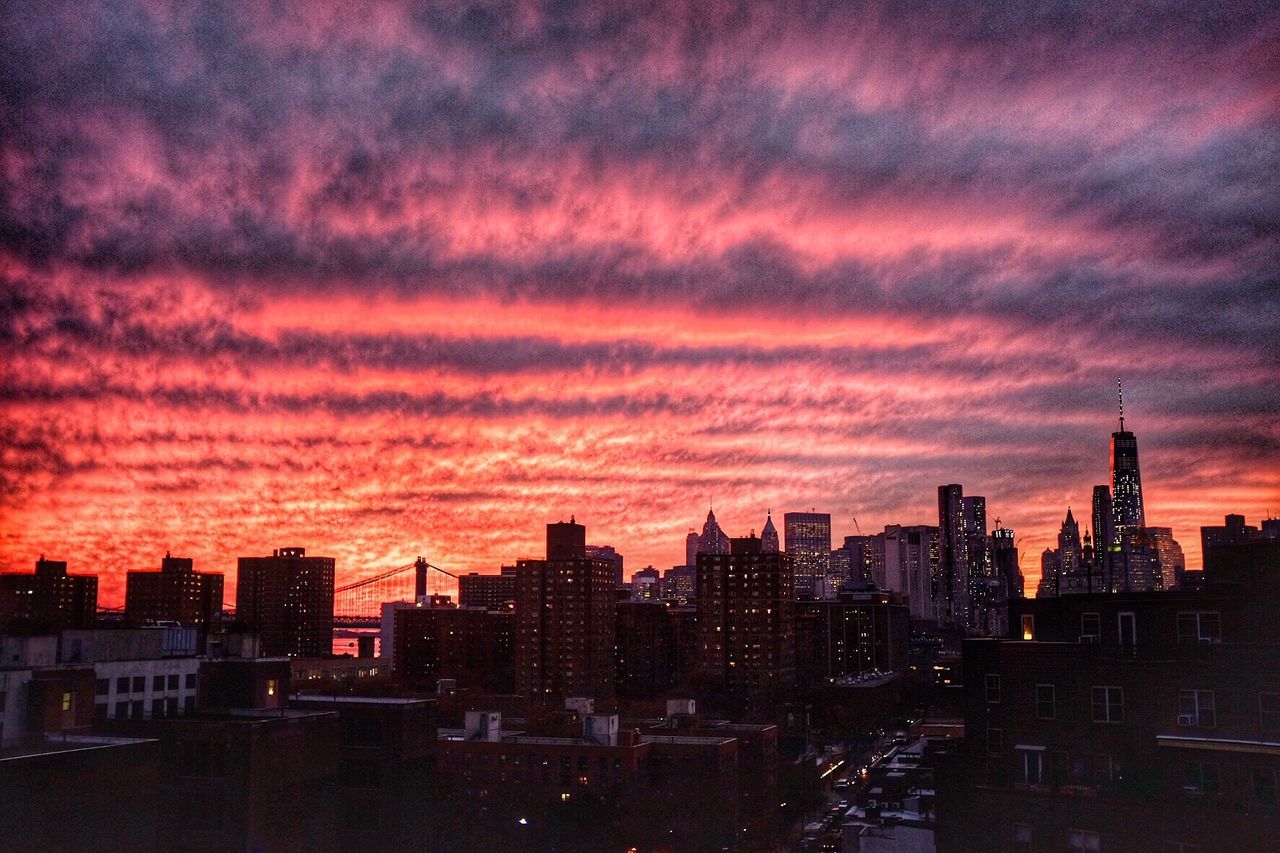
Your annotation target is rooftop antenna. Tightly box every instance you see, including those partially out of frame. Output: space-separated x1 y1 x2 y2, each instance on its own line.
1117 377 1125 432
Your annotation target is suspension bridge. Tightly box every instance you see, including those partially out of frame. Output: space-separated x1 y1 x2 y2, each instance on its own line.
333 557 459 627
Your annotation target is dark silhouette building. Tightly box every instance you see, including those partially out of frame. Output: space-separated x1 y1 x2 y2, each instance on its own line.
392 601 513 692
696 535 796 694
938 584 1280 852
795 590 910 686
457 567 517 610
0 557 98 631
514 519 617 699
124 554 223 631
615 600 675 697
235 547 334 657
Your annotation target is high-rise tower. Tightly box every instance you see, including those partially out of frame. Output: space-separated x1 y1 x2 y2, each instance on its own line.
760 511 780 553
1110 379 1146 534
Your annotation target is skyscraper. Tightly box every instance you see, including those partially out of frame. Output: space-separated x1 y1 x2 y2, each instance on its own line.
236 547 335 657
1091 484 1115 589
760 511 780 553
991 524 1023 600
784 511 832 599
937 485 970 627
697 509 731 558
881 525 940 621
514 519 616 699
1110 381 1146 534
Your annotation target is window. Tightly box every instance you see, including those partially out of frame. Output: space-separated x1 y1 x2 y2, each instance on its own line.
154 675 165 691
114 701 128 719
1068 829 1101 851
185 673 197 690
96 679 109 696
168 674 179 690
130 699 143 718
266 678 277 697
184 695 196 714
1013 823 1032 853
986 726 1003 755
1092 686 1123 723
1018 747 1045 785
1183 761 1220 794
152 698 165 718
1177 690 1216 727
1117 612 1136 645
1177 612 1221 644
132 676 145 693
1254 768 1277 806
1080 612 1101 642
985 673 1001 703
1261 693 1280 732
1021 614 1035 641
117 677 130 694
1036 684 1056 720
61 692 72 712
1094 754 1117 786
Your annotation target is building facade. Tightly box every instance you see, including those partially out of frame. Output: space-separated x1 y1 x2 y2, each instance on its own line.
235 547 335 657
125 554 224 631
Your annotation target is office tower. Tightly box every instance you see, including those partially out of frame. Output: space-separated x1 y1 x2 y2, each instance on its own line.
991 525 1023 600
760 511 780 553
838 535 875 587
124 554 224 631
696 535 796 693
881 525 940 622
937 485 971 627
630 566 660 600
1036 549 1060 598
697 509 731 557
514 520 616 699
457 567 517 610
1057 509 1083 577
684 529 700 567
235 547 335 657
1110 382 1145 534
0 557 98 631
1145 527 1185 590
784 511 832 599
663 565 695 604
963 496 992 620
1091 485 1115 589
1114 528 1163 592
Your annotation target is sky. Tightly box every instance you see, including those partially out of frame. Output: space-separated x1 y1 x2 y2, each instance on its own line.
2 1 1278 606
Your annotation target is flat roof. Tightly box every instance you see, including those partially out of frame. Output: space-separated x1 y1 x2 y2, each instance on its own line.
0 734 158 761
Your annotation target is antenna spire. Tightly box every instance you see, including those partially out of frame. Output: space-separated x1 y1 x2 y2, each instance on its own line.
1117 377 1125 431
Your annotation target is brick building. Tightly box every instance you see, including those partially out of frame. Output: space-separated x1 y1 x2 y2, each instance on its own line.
696 534 796 694
235 547 334 657
0 557 97 631
124 554 224 632
795 589 910 686
937 584 1280 852
514 520 617 699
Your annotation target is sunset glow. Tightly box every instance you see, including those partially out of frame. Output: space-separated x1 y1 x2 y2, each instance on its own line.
2 1 1278 603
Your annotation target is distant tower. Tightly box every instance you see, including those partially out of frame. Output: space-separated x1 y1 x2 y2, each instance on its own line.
1058 508 1083 578
761 511 780 553
1110 379 1146 533
698 509 731 557
1091 485 1115 590
685 529 701 567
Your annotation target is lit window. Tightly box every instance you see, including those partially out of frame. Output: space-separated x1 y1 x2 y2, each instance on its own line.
267 679 277 697
61 692 72 712
1020 615 1035 641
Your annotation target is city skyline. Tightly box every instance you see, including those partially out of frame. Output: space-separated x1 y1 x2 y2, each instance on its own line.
3 2 1279 604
